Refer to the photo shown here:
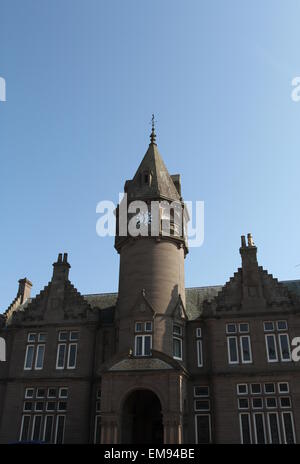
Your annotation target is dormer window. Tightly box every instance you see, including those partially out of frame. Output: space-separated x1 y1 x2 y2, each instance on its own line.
141 171 152 186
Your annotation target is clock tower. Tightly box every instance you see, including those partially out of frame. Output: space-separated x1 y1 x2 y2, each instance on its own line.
114 121 189 358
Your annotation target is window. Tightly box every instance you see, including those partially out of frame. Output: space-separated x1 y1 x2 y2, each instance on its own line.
267 412 281 444
239 413 252 444
282 412 296 444
226 323 252 365
236 381 296 444
194 386 209 397
56 331 79 370
264 321 291 363
278 382 289 394
24 333 46 371
264 383 275 394
25 388 34 399
43 416 54 443
194 400 210 411
135 322 143 332
196 328 203 367
265 334 278 362
173 325 183 360
266 397 277 409
277 320 288 331
252 398 263 409
280 397 291 409
253 413 266 444
55 415 66 444
238 398 249 410
227 336 239 364
239 323 249 333
24 345 35 370
35 345 45 370
67 344 77 369
278 334 291 361
135 335 152 356
240 336 252 363
250 384 261 395
20 386 68 444
237 384 248 395
195 415 211 444
196 328 202 338
226 323 237 334
20 415 31 441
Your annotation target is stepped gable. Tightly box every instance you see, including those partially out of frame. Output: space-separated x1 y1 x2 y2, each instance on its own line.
202 234 300 316
9 254 95 325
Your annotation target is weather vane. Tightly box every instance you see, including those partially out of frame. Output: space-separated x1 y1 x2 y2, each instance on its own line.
150 113 156 144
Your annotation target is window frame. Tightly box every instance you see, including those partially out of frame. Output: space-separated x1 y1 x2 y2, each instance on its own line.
265 334 278 363
227 336 239 364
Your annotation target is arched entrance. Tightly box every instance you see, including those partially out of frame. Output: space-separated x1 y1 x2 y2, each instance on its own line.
121 389 164 444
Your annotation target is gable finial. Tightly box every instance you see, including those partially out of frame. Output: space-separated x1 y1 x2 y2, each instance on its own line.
150 114 157 145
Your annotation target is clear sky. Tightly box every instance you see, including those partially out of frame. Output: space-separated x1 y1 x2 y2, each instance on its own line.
1 0 300 311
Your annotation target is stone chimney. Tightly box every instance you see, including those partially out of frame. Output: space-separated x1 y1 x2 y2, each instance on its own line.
52 253 70 282
239 233 265 307
17 278 32 304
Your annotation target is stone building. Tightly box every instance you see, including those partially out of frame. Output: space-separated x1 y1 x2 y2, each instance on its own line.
0 128 300 444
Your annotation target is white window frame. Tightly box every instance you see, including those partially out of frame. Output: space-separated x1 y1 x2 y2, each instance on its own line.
264 383 275 394
43 415 54 443
238 398 249 410
69 331 79 341
278 333 291 362
173 336 183 360
281 411 296 444
31 414 42 441
144 321 152 332
134 334 152 357
194 386 209 397
278 382 289 394
34 344 45 370
56 343 66 370
54 415 66 444
195 414 212 444
267 412 281 444
58 331 68 342
264 321 274 332
265 334 278 362
19 415 31 442
237 384 248 395
226 323 237 334
135 322 143 333
173 324 183 337
59 387 68 399
239 323 249 333
27 333 36 342
197 339 203 367
253 412 266 444
277 320 288 331
46 401 56 412
24 345 35 370
194 399 210 412
196 327 202 338
239 413 252 444
240 335 252 364
250 383 261 395
67 343 78 369
265 397 277 409
252 397 263 410
279 397 291 409
227 336 239 364
25 388 34 399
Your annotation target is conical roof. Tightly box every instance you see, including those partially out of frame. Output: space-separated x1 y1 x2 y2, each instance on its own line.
125 142 181 201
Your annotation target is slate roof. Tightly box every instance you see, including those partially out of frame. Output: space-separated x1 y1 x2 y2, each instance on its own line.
125 142 181 201
3 280 300 323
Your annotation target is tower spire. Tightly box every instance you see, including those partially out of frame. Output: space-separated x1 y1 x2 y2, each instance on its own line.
150 114 157 145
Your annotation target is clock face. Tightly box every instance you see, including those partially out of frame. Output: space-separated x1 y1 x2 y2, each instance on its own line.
135 211 152 226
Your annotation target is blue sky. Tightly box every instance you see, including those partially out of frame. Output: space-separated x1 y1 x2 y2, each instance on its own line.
1 0 300 310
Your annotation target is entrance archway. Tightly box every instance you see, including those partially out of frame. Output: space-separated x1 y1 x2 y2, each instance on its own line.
121 389 164 444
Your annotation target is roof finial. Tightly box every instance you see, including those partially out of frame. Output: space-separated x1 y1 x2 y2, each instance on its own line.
150 114 157 145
